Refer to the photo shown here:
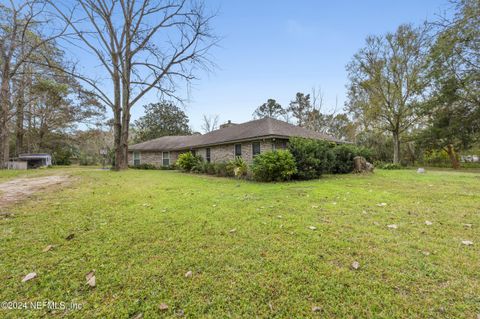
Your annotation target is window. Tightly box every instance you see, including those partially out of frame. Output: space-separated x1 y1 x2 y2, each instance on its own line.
133 152 140 166
272 143 276 151
234 144 242 157
191 150 196 156
206 148 211 163
252 142 261 157
162 152 170 166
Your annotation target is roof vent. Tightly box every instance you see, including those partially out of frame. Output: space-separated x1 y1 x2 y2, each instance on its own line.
220 120 237 129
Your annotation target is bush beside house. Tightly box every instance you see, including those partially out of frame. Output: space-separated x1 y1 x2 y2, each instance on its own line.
287 138 335 179
227 157 249 178
251 150 297 182
288 138 373 178
176 152 203 171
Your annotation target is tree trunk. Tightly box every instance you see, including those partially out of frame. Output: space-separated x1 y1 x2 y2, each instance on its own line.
116 30 132 171
0 71 11 168
120 110 129 170
111 51 124 171
407 142 415 166
112 101 123 170
446 144 460 169
15 77 25 156
26 88 33 153
392 131 401 164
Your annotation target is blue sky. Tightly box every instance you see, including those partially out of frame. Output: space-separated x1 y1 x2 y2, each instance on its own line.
129 0 451 131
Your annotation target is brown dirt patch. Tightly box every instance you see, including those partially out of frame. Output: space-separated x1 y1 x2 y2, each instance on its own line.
0 175 71 209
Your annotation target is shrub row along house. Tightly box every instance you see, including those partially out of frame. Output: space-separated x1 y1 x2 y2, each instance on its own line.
128 117 342 167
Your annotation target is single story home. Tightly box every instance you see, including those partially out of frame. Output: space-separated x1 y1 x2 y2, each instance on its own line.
128 117 341 167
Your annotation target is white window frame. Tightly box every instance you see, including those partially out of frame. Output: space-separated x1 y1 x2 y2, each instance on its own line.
162 151 170 166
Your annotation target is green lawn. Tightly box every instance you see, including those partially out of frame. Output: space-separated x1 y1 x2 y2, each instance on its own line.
1 168 479 318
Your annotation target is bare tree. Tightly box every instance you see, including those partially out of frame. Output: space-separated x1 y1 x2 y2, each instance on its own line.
201 114 219 133
0 0 66 166
47 0 217 170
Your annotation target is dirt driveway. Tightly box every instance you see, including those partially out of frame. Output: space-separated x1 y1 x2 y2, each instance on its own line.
0 175 70 209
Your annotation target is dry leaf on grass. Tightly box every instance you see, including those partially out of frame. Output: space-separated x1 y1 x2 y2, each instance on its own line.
461 240 473 246
42 245 53 252
184 270 193 278
86 270 96 287
425 221 433 226
158 303 168 311
377 203 387 207
308 226 317 230
387 224 398 229
22 272 37 282
351 261 360 270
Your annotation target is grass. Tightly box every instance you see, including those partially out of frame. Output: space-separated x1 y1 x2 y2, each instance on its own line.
0 168 479 318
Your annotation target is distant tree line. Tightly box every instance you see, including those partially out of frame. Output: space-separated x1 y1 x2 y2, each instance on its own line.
253 0 479 168
0 1 107 166
0 0 217 169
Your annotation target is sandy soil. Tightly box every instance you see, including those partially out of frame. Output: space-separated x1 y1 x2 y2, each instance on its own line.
0 175 70 209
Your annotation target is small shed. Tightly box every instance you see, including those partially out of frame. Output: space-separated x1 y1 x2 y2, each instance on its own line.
18 153 52 169
6 161 28 170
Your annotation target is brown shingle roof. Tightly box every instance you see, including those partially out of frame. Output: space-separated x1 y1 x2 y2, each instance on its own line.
129 135 201 151
129 117 341 151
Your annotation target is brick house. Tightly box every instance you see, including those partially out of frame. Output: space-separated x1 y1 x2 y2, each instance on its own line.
128 117 340 167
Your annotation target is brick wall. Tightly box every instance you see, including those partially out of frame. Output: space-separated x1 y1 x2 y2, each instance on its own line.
128 151 178 167
192 139 283 164
128 138 289 166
